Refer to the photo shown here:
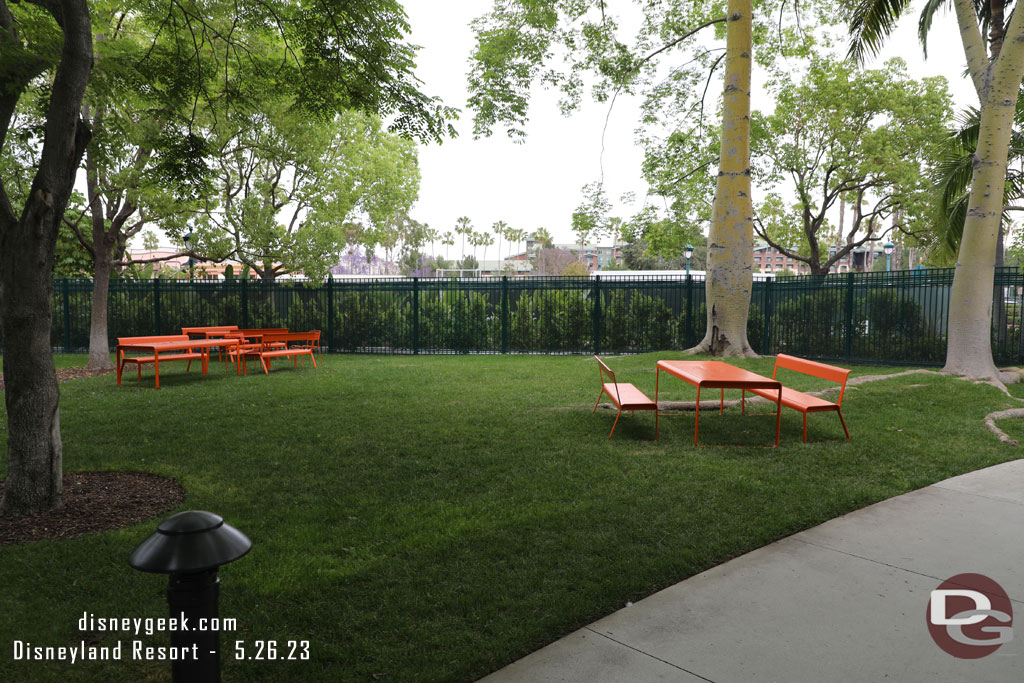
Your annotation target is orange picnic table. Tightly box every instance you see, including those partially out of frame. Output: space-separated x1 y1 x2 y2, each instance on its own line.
116 338 240 389
655 360 783 447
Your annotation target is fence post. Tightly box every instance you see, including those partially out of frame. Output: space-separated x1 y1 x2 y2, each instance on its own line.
845 270 855 360
240 277 249 329
593 275 601 355
501 276 509 354
685 274 694 348
762 276 772 355
62 279 72 351
153 277 161 335
327 275 334 353
412 277 420 354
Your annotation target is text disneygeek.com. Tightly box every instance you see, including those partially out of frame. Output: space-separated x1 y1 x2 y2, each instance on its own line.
11 611 240 663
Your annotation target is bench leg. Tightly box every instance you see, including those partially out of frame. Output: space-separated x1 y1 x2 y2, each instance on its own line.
593 388 604 414
719 388 724 414
609 406 623 439
310 352 317 369
741 390 746 414
802 412 808 442
837 409 851 439
186 359 192 373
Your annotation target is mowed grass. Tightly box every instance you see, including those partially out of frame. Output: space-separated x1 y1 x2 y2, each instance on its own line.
1 352 1021 682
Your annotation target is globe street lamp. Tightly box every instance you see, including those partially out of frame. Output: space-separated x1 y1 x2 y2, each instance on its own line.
684 244 694 276
883 242 895 272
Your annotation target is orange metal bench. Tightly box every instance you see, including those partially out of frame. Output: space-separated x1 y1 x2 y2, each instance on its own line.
593 356 657 439
117 335 203 381
743 354 851 442
242 331 320 375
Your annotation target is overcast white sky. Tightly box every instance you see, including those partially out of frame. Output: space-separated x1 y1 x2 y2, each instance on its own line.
403 2 977 258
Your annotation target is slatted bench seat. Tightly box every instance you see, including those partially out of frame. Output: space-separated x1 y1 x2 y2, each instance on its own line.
743 354 851 442
593 356 658 439
117 335 203 382
242 331 321 375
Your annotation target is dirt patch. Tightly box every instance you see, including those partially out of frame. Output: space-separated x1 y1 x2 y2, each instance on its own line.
0 366 115 393
0 471 184 545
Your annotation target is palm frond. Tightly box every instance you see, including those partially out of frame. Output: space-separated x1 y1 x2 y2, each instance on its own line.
847 0 913 64
917 0 950 58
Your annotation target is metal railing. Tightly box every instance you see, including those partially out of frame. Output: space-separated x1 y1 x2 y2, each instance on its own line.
23 267 1024 365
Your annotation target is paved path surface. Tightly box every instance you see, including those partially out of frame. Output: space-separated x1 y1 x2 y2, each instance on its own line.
479 459 1024 682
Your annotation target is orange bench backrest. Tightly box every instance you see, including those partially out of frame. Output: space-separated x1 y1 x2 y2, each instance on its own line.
773 354 850 406
118 335 190 344
593 355 622 405
238 328 289 335
260 331 319 345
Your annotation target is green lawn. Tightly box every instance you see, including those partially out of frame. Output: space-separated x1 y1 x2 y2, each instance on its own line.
1 352 1020 682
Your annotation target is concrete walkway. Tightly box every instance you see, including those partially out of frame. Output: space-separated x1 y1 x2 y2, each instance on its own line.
480 459 1024 683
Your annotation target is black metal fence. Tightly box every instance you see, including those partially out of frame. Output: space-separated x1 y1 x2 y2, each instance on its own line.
22 267 1024 365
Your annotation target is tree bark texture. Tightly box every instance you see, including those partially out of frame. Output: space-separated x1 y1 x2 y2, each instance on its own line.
0 0 93 515
687 0 756 357
944 0 1024 379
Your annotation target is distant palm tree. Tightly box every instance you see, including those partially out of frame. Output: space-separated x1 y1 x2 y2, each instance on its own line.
492 220 509 270
480 232 495 268
533 227 554 249
455 216 473 260
441 231 455 260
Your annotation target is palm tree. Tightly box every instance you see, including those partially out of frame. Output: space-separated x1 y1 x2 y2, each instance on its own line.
441 231 455 260
533 227 554 249
930 95 1024 264
455 216 473 260
480 232 495 268
492 220 509 271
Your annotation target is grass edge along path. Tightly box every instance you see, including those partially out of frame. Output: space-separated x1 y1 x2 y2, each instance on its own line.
0 352 1021 682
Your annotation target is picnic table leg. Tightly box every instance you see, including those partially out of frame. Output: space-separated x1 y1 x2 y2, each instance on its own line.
201 349 209 375
116 347 123 386
654 367 660 441
719 388 724 414
774 387 782 447
153 351 161 390
694 386 701 447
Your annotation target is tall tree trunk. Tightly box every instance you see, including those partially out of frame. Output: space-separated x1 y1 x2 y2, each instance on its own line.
687 0 755 357
88 255 114 369
944 0 1024 380
84 141 115 371
0 224 63 515
0 0 93 516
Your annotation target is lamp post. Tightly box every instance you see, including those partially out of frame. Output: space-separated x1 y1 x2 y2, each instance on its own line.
684 244 694 276
183 232 194 281
883 242 895 272
130 510 251 683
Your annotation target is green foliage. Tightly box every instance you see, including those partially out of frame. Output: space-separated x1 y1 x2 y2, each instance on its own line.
750 56 952 273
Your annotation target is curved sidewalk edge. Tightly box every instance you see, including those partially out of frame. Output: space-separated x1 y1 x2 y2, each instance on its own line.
479 459 1024 683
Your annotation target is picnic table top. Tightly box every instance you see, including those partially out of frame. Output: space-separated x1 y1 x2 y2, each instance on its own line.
656 360 781 390
117 338 239 353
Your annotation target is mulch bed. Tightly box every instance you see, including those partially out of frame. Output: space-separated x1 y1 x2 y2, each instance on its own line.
0 366 181 546
0 471 185 545
0 366 115 392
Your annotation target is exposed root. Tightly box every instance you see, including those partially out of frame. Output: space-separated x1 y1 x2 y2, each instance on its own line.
984 409 1024 446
